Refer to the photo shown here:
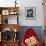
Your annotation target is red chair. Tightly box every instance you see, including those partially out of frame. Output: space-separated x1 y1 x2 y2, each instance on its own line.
21 28 41 46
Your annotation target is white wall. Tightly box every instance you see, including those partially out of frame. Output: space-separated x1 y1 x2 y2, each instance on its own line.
18 0 44 26
0 0 44 26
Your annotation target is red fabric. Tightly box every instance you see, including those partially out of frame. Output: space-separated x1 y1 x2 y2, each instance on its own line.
21 28 41 46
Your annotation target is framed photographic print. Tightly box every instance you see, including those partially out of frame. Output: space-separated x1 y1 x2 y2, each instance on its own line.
2 10 9 15
25 7 36 20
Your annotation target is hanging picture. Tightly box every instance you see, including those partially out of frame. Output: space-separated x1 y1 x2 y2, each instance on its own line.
25 7 36 20
2 10 9 15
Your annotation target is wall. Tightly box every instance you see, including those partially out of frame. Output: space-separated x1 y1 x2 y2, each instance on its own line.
0 0 44 26
18 0 44 26
43 0 46 26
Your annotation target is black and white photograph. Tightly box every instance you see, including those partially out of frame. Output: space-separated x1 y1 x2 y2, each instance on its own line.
25 7 36 20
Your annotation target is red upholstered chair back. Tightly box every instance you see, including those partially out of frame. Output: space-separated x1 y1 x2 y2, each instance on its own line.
21 28 41 46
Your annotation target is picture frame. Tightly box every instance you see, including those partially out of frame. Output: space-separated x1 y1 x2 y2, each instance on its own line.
2 10 9 15
25 7 36 20
9 10 18 15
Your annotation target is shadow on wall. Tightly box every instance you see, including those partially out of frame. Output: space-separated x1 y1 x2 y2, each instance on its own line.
18 26 44 44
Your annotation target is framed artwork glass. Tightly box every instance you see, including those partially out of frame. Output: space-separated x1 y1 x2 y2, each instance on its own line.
25 7 36 20
2 10 9 15
2 16 18 24
8 16 18 24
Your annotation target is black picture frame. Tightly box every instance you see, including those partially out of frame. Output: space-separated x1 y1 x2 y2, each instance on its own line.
25 7 36 20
